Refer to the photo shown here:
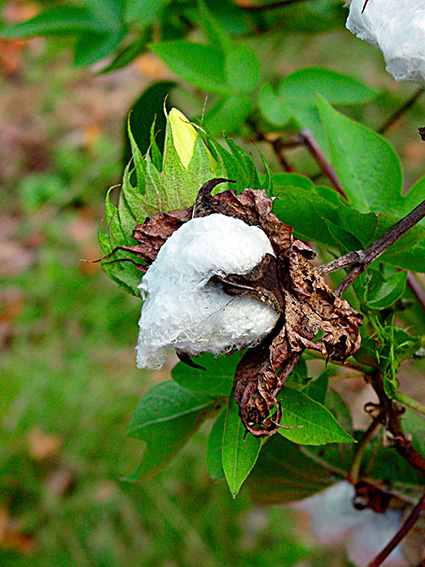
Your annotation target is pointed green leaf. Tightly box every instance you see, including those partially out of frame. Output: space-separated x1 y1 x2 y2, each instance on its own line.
279 68 377 107
127 381 219 478
151 41 230 94
222 393 261 496
318 96 403 214
0 7 100 38
206 408 227 481
278 386 354 445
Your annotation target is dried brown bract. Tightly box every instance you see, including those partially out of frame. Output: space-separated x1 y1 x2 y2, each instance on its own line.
105 178 362 437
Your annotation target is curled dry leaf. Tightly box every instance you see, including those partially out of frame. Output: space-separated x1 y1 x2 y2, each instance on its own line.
103 178 362 437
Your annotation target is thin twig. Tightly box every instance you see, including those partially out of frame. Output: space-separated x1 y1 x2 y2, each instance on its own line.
247 118 294 171
348 415 382 485
378 88 424 134
237 0 310 13
367 491 425 567
317 198 425 296
299 129 347 198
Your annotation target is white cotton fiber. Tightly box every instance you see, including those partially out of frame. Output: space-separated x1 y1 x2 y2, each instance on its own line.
346 0 425 85
291 481 408 567
347 509 408 567
291 482 371 544
136 214 280 370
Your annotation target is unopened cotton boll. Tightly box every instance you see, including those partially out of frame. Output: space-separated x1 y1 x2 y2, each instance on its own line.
346 0 425 85
136 214 280 370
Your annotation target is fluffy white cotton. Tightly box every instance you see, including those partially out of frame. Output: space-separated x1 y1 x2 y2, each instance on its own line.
346 0 425 85
347 509 408 567
291 481 408 567
136 214 280 370
291 482 371 544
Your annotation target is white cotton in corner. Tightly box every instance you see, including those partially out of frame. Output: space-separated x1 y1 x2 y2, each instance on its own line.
346 0 425 85
347 509 408 567
136 214 280 370
290 481 408 567
290 482 371 544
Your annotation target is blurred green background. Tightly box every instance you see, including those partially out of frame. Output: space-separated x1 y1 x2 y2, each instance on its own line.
1 0 425 566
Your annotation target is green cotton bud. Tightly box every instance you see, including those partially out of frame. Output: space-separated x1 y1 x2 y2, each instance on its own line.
165 108 216 171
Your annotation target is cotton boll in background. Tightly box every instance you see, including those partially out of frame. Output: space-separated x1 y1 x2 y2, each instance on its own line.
290 482 371 544
136 214 280 370
347 509 408 567
346 0 425 85
290 481 408 567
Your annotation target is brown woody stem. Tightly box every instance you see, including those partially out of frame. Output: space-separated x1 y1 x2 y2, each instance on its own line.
317 198 425 296
378 88 424 134
367 491 425 567
299 129 347 198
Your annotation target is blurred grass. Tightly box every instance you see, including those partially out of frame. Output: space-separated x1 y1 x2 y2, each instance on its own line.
1 4 425 566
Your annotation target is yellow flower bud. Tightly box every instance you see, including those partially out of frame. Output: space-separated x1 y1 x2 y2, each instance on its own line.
167 108 216 171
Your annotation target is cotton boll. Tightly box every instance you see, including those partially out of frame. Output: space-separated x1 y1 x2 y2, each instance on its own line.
346 0 425 85
347 509 408 567
291 482 372 544
136 214 280 370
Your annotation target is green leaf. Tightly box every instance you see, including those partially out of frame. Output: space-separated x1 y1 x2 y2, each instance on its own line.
171 352 238 397
204 95 253 135
258 83 292 127
318 96 403 214
279 67 377 107
206 408 227 481
364 266 408 309
222 393 261 496
0 7 101 38
127 381 219 478
151 41 229 94
248 435 336 505
197 0 232 54
272 173 314 192
101 30 150 73
123 81 176 166
126 0 169 23
278 386 354 445
225 43 260 94
303 372 329 405
74 28 125 66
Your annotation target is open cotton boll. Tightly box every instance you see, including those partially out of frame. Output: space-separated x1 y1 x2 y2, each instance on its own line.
346 0 425 85
291 481 408 567
136 214 280 370
290 482 372 544
347 509 408 567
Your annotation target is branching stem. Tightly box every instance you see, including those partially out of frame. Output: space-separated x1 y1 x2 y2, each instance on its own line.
317 198 425 296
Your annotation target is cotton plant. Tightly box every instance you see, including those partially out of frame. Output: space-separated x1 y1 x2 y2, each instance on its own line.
99 105 425 565
346 0 425 84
